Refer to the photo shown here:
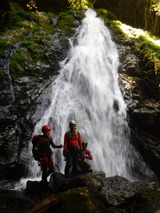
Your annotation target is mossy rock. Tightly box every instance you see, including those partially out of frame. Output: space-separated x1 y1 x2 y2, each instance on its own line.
24 187 106 213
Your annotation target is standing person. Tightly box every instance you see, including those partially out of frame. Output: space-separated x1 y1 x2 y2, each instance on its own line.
63 120 82 178
32 125 62 185
79 141 92 173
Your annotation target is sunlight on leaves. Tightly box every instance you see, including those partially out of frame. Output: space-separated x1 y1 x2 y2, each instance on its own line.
114 21 160 47
150 0 160 15
26 0 38 11
68 0 95 9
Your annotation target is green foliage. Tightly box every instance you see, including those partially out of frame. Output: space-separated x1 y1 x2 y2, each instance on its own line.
108 19 160 61
150 0 160 15
137 35 160 59
0 8 38 33
57 9 85 32
96 8 117 23
57 10 75 31
10 49 25 67
6 14 24 29
41 24 55 34
24 27 55 60
96 9 109 22
68 0 96 9
10 49 25 80
17 10 38 22
0 39 10 57
21 40 42 59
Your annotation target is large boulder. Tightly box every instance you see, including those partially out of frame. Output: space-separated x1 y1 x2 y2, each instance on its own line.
24 171 160 213
98 175 146 207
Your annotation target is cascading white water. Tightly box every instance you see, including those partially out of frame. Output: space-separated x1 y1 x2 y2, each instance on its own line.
27 9 156 182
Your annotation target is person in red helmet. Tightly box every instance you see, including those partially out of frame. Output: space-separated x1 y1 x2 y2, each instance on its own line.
63 120 82 178
32 125 62 184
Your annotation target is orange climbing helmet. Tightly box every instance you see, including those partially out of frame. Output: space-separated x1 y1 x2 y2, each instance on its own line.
42 125 51 132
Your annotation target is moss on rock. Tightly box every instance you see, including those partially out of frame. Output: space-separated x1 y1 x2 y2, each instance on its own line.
24 187 106 213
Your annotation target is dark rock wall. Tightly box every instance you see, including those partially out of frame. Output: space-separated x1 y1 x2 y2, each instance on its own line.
111 28 160 177
0 27 73 180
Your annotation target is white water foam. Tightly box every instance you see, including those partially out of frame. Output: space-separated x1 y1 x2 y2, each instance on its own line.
22 9 156 186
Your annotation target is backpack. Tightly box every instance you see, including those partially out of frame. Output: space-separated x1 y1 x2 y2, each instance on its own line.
68 131 78 140
32 134 42 161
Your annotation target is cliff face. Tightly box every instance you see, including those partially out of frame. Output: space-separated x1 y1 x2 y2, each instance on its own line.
0 4 83 180
0 1 160 180
110 27 160 177
94 0 160 36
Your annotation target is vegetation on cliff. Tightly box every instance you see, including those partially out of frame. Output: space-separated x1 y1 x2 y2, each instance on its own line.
0 2 82 83
0 0 160 92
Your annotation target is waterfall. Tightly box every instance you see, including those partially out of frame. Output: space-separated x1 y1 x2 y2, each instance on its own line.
27 9 156 182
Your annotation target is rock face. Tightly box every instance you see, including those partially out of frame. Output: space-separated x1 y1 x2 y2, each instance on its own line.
0 4 160 213
110 30 160 177
0 6 75 179
9 171 160 213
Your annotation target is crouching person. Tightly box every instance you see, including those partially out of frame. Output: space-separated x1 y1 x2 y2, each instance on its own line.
78 141 92 173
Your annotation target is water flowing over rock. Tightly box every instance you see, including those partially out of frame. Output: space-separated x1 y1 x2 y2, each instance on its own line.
0 5 159 192
28 9 156 182
0 5 160 213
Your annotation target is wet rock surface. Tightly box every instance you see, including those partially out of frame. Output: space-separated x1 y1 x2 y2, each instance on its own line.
111 30 160 178
1 171 160 213
0 26 73 178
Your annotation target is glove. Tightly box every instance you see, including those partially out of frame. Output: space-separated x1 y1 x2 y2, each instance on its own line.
63 150 66 157
58 144 63 148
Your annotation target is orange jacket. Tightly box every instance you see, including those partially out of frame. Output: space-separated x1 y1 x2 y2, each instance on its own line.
64 131 82 151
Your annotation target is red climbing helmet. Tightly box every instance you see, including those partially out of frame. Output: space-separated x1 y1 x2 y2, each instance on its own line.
42 125 51 132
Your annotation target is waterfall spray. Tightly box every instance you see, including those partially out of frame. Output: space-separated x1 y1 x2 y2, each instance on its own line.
27 9 156 182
